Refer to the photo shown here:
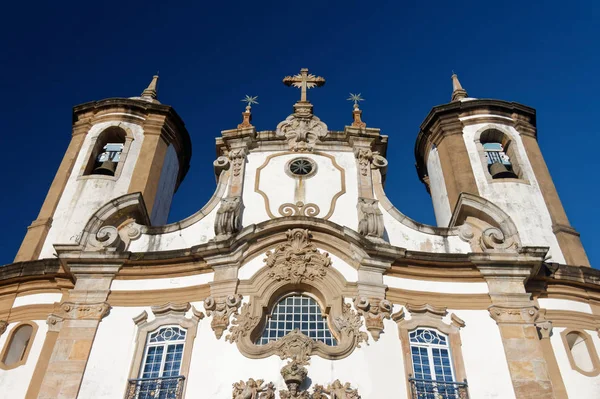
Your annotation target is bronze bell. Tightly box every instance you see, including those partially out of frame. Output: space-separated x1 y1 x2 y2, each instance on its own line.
92 161 117 176
489 162 517 179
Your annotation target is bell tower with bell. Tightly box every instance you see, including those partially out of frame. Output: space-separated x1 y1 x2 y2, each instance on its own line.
415 74 589 267
14 75 191 262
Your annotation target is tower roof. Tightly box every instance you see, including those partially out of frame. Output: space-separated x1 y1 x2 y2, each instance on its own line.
139 75 160 103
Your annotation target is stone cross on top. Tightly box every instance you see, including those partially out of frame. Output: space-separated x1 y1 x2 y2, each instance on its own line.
283 68 325 103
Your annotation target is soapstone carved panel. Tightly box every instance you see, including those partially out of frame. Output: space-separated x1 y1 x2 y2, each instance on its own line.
276 114 328 152
356 198 384 240
204 294 243 339
354 296 392 341
215 196 243 239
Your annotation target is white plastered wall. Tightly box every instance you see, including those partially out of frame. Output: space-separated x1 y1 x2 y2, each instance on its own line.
427 145 452 227
151 144 179 225
551 327 600 398
462 121 565 263
0 320 47 399
39 120 145 259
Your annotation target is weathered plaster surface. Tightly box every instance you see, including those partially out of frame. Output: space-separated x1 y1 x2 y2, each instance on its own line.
462 122 565 263
39 121 145 258
150 144 179 225
12 293 63 307
538 298 593 314
110 273 215 291
427 146 452 227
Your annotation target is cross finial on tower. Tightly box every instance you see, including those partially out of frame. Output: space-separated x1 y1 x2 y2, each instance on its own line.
141 75 159 100
283 68 325 103
451 72 468 102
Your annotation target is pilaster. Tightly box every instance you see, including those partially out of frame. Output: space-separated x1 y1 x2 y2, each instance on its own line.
477 260 556 398
36 260 122 399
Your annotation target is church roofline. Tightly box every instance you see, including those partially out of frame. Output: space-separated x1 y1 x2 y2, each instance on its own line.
72 97 192 190
414 98 537 186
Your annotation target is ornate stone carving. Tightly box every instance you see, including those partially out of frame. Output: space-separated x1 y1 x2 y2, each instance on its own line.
215 196 243 239
457 216 519 253
356 198 384 239
226 302 260 344
276 114 328 152
480 227 516 250
204 294 243 339
275 330 315 365
264 229 331 284
536 320 553 339
229 149 247 177
279 202 320 217
0 320 7 337
333 303 369 348
312 380 361 399
60 302 111 320
232 379 276 399
47 314 64 332
489 305 539 324
354 297 392 341
353 148 373 177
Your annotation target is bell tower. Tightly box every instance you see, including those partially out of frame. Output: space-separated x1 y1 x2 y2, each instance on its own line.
415 74 589 266
14 76 191 262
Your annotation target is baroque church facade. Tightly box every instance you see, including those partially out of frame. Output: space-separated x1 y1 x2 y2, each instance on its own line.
1 69 599 399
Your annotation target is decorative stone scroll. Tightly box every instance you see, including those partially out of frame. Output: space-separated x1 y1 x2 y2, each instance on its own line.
354 149 373 177
60 302 111 320
229 149 247 177
215 196 243 239
356 198 384 240
354 297 392 341
488 305 539 324
204 294 243 339
278 202 320 218
264 229 331 284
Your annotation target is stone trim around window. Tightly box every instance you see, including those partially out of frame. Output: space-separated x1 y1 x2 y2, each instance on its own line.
393 304 467 399
473 125 530 185
0 321 39 370
127 302 204 396
560 328 600 377
77 125 135 181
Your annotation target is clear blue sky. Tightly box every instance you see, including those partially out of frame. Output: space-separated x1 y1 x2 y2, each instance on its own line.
1 1 598 267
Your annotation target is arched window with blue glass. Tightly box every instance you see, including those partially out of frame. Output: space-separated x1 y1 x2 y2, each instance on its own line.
257 293 337 346
409 328 467 399
128 326 187 399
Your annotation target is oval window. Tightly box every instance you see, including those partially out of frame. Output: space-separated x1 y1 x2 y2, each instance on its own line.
566 331 594 372
2 324 33 366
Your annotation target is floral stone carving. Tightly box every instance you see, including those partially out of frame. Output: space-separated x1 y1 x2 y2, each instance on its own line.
264 229 331 284
276 114 328 152
232 379 276 399
354 297 392 341
204 294 243 339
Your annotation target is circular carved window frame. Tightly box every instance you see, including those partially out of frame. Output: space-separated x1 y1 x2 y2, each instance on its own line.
286 157 317 179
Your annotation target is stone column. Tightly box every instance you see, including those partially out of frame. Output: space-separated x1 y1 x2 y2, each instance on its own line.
477 259 556 398
36 261 122 399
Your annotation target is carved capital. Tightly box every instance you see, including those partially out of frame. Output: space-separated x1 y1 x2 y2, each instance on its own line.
536 320 553 339
60 302 111 320
204 294 242 339
264 229 331 284
354 297 392 341
214 196 243 240
47 314 64 332
357 198 384 240
353 148 373 177
488 305 539 324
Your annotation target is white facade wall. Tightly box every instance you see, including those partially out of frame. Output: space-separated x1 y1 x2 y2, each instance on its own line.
426 146 452 227
461 122 566 263
39 121 145 259
151 144 180 225
0 320 47 399
551 327 600 398
383 276 488 294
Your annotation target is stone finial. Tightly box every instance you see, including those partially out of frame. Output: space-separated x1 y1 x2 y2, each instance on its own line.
141 75 159 100
348 93 366 127
451 72 468 102
238 95 258 129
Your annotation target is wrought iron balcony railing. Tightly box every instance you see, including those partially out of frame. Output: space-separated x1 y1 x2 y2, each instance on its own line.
125 376 185 399
409 377 469 399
